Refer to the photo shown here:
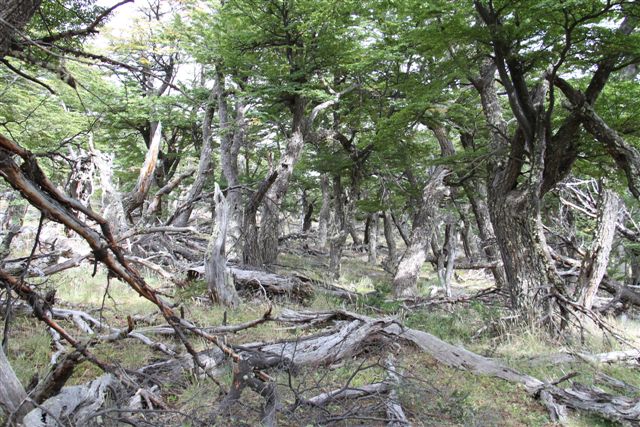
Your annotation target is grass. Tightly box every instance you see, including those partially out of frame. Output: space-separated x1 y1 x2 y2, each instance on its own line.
3 249 640 426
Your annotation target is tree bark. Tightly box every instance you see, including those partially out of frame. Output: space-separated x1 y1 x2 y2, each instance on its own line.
93 148 127 233
257 97 306 265
317 174 331 249
576 189 619 310
392 167 447 297
0 346 33 423
442 221 457 297
170 86 217 227
0 0 41 59
219 71 246 251
382 210 397 271
368 212 378 265
329 176 349 279
123 122 163 220
301 190 313 232
0 192 27 262
205 184 239 307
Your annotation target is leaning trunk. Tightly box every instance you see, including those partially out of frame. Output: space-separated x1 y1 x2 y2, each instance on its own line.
393 167 447 298
576 189 619 310
256 98 306 265
123 122 163 220
171 89 216 227
0 346 33 423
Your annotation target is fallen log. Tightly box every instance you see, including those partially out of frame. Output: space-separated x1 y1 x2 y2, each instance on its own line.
23 374 120 427
528 349 640 367
261 309 640 424
186 266 315 304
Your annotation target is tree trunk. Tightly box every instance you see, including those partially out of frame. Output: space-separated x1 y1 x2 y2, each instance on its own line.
0 0 41 59
257 98 306 265
576 189 619 310
393 167 447 298
329 176 349 279
123 122 163 220
460 168 508 290
368 212 378 265
219 72 246 251
205 184 239 307
0 346 33 423
317 174 331 249
300 189 313 232
0 192 27 262
443 222 457 297
382 210 397 271
66 146 95 218
170 86 217 227
93 148 127 233
242 171 278 267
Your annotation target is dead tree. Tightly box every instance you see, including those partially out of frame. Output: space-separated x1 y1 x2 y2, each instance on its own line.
122 122 163 219
576 189 619 310
205 184 239 307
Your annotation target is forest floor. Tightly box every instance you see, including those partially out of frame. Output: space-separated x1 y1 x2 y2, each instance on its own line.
3 242 640 426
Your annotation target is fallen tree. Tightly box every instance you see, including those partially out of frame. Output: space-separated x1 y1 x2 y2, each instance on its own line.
137 308 640 425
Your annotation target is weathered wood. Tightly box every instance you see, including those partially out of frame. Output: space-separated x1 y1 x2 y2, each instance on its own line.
23 374 120 427
205 184 239 307
230 267 313 304
577 189 619 309
268 309 640 424
0 346 33 423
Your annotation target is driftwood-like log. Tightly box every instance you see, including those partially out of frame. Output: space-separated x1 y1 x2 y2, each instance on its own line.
262 310 640 424
23 374 119 427
187 266 314 304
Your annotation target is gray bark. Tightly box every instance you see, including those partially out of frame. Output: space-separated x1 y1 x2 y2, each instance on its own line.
368 212 378 265
205 184 238 307
0 346 33 423
442 222 457 297
219 72 246 251
577 189 619 310
171 86 217 227
123 122 163 219
258 109 305 264
0 192 27 262
329 176 349 279
317 174 331 249
382 210 397 271
93 148 126 233
392 167 448 297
